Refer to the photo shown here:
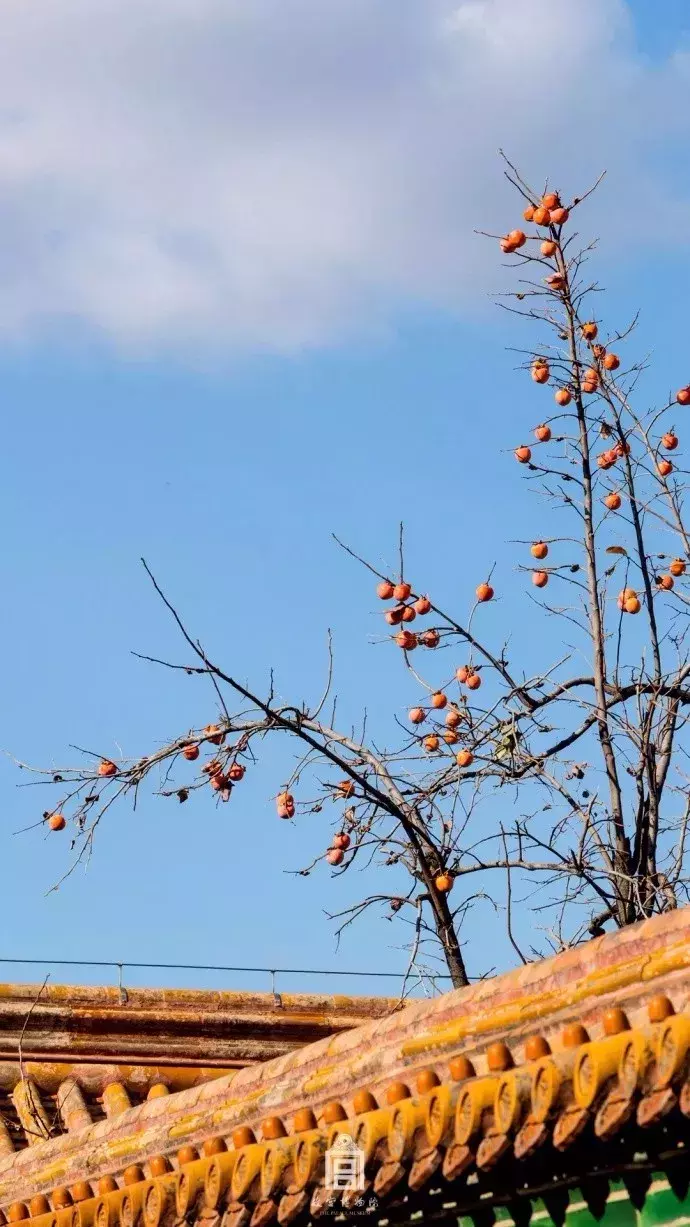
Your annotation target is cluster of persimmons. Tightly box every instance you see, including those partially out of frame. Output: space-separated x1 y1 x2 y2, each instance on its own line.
46 181 690 909
48 758 118 830
48 725 359 878
277 778 355 866
371 578 486 894
502 189 689 618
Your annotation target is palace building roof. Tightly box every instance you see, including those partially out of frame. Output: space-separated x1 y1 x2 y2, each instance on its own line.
2 910 690 1227
0 983 395 1152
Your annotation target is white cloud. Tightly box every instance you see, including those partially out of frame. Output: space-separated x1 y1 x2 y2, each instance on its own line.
0 0 687 352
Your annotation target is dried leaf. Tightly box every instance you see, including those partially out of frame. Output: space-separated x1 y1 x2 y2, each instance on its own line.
606 545 628 556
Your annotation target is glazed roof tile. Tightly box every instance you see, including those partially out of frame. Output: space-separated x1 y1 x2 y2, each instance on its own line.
0 985 397 1153
1 909 690 1224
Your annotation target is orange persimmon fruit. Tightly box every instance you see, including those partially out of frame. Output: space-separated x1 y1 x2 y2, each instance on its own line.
395 630 417 650
385 607 404 626
533 206 551 226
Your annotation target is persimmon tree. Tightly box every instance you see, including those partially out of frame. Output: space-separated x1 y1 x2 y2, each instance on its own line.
19 161 690 990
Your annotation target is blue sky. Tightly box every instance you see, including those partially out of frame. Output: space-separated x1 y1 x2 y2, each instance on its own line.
1 0 690 999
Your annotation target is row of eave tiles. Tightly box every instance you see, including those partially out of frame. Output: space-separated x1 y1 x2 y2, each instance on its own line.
3 993 690 1227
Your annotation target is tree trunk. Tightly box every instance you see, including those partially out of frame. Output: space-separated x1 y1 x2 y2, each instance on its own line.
432 891 469 988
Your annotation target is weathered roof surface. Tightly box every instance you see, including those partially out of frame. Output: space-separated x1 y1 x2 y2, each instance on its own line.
0 983 397 1066
2 909 690 1226
0 984 398 1153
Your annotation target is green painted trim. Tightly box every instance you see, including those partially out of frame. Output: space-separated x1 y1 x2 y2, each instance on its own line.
457 1176 690 1227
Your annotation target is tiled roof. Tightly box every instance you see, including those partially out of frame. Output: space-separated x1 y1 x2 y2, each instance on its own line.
0 985 397 1152
2 910 690 1227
